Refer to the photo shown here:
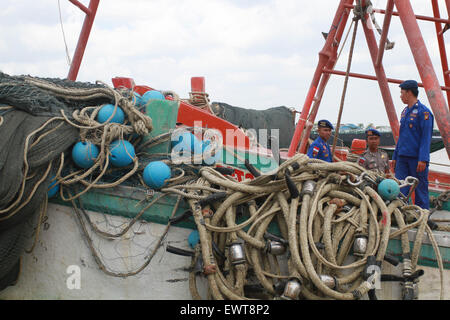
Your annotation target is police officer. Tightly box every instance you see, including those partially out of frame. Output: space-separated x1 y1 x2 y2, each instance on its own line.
358 128 390 175
307 119 333 162
392 80 434 209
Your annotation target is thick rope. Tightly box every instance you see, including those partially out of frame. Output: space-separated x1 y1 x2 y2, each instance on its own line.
178 153 445 300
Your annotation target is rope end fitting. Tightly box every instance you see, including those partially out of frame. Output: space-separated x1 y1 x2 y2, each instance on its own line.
281 277 303 300
328 198 347 212
301 180 316 197
203 264 217 275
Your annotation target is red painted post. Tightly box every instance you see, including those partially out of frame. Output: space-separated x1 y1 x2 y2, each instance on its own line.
394 0 450 158
191 77 206 93
69 0 91 15
445 0 450 21
322 68 450 91
375 0 394 67
361 13 400 142
297 0 354 155
287 0 353 157
431 0 450 109
344 3 449 24
67 0 100 81
287 58 324 157
297 75 331 155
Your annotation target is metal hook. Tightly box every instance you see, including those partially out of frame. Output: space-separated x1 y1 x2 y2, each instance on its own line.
398 176 418 189
347 172 372 187
347 172 364 186
398 176 419 203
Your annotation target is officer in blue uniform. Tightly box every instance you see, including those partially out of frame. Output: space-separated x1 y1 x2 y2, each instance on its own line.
307 119 333 162
392 80 434 209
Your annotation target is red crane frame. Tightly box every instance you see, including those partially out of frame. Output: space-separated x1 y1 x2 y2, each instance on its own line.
66 1 449 159
287 0 450 159
66 0 100 81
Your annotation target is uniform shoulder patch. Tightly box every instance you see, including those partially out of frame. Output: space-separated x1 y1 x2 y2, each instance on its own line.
312 146 319 157
358 157 365 165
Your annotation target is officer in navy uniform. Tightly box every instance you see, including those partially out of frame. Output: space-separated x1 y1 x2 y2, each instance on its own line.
392 80 434 209
307 119 333 162
358 128 390 175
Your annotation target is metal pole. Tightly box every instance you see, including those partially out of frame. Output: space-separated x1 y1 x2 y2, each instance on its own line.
445 0 450 22
361 12 400 142
331 18 359 158
297 0 354 154
69 0 91 15
67 0 100 81
375 0 394 67
431 0 450 109
344 3 450 24
394 0 450 158
288 0 353 157
297 74 330 155
322 68 450 91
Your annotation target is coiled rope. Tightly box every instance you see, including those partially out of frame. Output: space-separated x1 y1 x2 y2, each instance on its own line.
179 154 445 300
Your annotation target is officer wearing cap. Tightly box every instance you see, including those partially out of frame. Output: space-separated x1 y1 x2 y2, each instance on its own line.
392 80 434 209
307 120 333 162
358 128 390 175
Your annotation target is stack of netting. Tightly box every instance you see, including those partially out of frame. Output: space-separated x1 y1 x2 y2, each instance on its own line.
178 154 445 300
0 72 152 290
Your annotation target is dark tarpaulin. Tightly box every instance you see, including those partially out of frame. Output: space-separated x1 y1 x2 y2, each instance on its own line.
210 102 295 149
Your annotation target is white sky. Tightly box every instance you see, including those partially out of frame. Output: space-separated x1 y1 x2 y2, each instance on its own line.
1 0 448 126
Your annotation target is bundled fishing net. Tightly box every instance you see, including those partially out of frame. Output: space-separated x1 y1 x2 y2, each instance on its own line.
0 72 153 290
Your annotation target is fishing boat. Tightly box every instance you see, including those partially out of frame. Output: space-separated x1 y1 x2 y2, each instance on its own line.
0 0 449 301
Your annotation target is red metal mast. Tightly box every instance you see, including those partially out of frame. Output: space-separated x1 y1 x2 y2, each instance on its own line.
394 0 450 158
67 0 100 81
288 0 450 159
287 0 354 157
431 0 450 108
296 0 355 155
361 2 399 143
